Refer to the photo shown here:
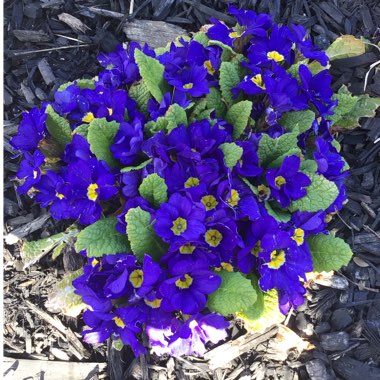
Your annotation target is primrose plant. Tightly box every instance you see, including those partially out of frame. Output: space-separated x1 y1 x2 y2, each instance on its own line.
15 5 380 357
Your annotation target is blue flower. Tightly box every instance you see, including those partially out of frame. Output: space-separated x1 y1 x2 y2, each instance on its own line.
15 150 45 194
266 155 311 207
11 108 47 152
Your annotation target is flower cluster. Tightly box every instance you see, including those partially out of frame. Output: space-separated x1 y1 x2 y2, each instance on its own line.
12 6 349 357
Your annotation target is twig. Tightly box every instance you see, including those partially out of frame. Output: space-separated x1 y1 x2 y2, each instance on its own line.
363 59 380 92
329 342 360 360
338 272 379 293
129 0 134 15
7 44 92 57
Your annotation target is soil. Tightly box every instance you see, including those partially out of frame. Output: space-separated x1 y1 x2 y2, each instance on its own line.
3 1 380 379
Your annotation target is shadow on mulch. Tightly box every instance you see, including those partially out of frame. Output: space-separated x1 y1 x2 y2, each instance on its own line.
3 1 380 379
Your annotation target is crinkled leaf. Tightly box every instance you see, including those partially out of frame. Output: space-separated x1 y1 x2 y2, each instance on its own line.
258 133 300 168
193 32 209 47
307 234 353 272
126 207 167 261
21 225 79 269
134 49 167 102
129 82 151 114
75 217 131 257
236 275 284 332
45 104 72 149
52 242 67 260
265 202 291 222
206 88 227 118
166 104 188 132
219 61 241 106
120 158 152 173
87 118 120 168
139 174 168 208
219 142 243 169
328 85 380 129
189 99 208 122
58 79 96 92
209 39 234 61
112 339 125 351
300 159 318 174
279 110 315 134
45 269 85 317
288 173 339 213
326 35 365 61
73 123 89 138
207 271 257 316
145 116 169 135
226 100 253 139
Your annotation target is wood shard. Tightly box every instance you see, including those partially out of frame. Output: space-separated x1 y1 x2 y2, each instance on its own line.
58 13 91 34
123 20 186 49
13 30 51 42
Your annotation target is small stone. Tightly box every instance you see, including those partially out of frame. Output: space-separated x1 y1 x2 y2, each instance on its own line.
320 332 350 351
315 322 331 335
331 309 353 330
296 312 308 332
306 359 328 380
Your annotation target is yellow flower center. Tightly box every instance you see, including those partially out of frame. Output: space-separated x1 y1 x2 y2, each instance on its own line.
275 176 286 188
82 112 95 123
251 74 265 89
227 189 240 207
129 269 144 288
221 262 233 272
201 195 218 211
251 241 262 257
324 214 333 223
91 258 99 267
87 183 99 201
204 60 215 75
229 31 241 38
55 192 65 200
292 228 305 246
113 316 125 328
144 298 162 309
175 273 193 289
179 244 196 254
184 177 200 188
33 170 38 179
267 51 285 62
171 217 187 236
107 108 113 116
183 83 193 90
268 250 286 269
205 229 223 247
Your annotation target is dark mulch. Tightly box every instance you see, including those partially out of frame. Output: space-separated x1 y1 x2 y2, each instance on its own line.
3 1 380 379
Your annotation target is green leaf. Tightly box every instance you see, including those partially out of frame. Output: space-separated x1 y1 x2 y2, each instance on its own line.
58 78 95 92
288 173 339 213
21 225 79 269
126 207 167 261
307 234 353 272
75 217 131 257
219 61 241 106
145 117 169 135
112 339 125 351
87 118 120 168
326 35 366 61
129 82 151 114
73 123 89 138
120 158 152 173
226 100 253 139
134 49 167 102
328 85 380 129
45 104 72 149
258 133 300 168
300 159 318 174
189 99 208 122
265 202 291 222
279 110 316 134
209 39 234 61
236 275 284 332
139 174 168 208
193 32 209 47
166 104 188 132
206 88 227 118
219 142 243 169
45 269 85 317
207 271 257 316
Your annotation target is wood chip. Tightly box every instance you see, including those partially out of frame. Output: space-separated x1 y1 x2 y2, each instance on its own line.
58 13 91 34
13 29 51 42
3 357 106 380
123 20 186 49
